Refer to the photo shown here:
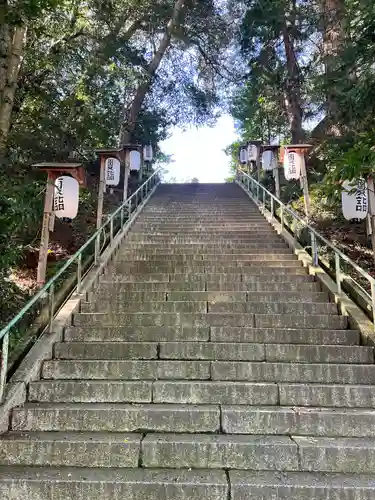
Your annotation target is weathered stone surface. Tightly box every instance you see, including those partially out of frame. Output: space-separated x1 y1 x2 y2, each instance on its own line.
0 432 141 467
153 381 278 405
142 434 298 470
81 301 207 314
0 468 229 500
230 471 375 500
221 406 375 437
64 325 210 342
265 345 373 364
255 314 347 329
210 327 359 345
12 404 220 433
211 361 375 383
209 302 337 315
279 384 375 407
159 342 265 361
54 342 158 360
294 436 375 473
167 291 247 302
28 381 152 403
42 360 210 380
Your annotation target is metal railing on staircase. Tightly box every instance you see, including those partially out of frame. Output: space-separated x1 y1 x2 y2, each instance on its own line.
236 169 375 329
0 170 161 402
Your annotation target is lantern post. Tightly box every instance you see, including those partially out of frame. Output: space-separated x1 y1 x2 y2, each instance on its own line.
95 149 123 230
248 140 262 182
122 144 142 201
33 162 85 287
283 144 312 218
366 176 375 265
143 144 154 177
261 144 281 199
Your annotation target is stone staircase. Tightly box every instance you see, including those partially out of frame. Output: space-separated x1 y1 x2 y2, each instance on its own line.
1 182 375 499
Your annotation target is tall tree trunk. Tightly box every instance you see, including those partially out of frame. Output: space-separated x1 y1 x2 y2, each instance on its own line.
119 0 187 146
282 21 304 143
0 24 27 153
312 0 346 138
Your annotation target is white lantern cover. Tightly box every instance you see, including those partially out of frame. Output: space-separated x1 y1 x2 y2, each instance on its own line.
284 150 302 180
54 176 79 219
239 147 248 165
262 150 276 171
105 157 120 186
143 144 153 162
341 179 368 220
247 144 258 162
130 150 141 171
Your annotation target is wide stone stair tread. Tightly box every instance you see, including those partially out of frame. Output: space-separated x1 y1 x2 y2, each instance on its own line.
1 182 374 498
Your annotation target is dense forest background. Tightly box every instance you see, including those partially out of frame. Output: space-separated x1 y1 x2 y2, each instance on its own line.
1 0 375 324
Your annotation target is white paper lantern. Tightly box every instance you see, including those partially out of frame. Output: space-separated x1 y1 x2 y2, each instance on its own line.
105 157 120 186
262 150 276 171
247 144 258 162
130 150 141 171
143 145 153 162
53 176 79 219
239 147 248 165
341 179 368 220
284 150 302 180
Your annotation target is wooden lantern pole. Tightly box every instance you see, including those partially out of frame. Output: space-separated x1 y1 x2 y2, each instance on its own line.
95 149 122 229
34 162 85 287
122 144 142 201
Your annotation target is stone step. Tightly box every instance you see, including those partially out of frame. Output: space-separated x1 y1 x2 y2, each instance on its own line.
0 467 229 500
12 403 221 433
208 302 336 315
114 261 303 270
95 280 320 293
133 225 273 231
73 312 347 329
0 432 141 468
30 380 278 405
116 253 297 261
229 471 375 499
209 327 358 345
42 360 211 381
54 342 159 360
141 434 298 471
82 301 335 315
279 383 375 407
64 325 211 342
221 406 375 437
55 340 369 363
119 249 293 256
293 436 375 473
158 343 371 363
111 267 308 276
211 361 375 383
102 273 316 284
29 380 153 403
124 242 289 249
170 292 327 302
64 326 358 345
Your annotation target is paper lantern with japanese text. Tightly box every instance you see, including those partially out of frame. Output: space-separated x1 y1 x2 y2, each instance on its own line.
130 150 141 171
247 144 258 162
341 179 368 220
143 145 153 162
105 157 120 186
283 150 302 180
262 150 276 171
239 147 248 165
53 176 79 219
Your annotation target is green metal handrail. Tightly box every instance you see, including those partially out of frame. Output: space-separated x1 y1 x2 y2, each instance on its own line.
236 169 375 327
0 170 161 401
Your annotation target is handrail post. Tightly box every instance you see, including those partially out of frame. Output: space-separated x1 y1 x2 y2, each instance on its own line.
280 205 284 232
94 230 100 264
110 218 114 243
335 253 342 294
270 196 274 220
48 283 55 333
311 232 318 266
0 332 9 402
77 253 82 294
371 279 375 331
